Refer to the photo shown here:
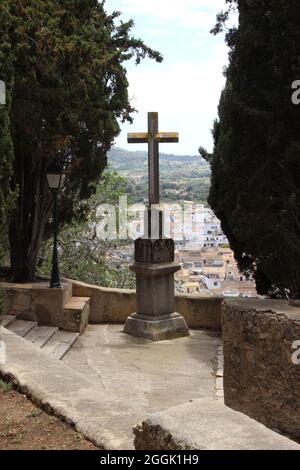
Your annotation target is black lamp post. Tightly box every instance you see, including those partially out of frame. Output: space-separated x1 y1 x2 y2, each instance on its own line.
0 80 6 108
46 162 65 289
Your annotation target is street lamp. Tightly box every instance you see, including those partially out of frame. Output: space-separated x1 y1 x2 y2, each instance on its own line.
46 161 66 289
0 80 6 107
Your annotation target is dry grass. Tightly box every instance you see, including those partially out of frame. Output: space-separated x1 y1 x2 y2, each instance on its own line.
0 380 98 450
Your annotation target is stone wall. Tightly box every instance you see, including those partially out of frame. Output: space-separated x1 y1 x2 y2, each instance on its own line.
176 295 222 330
72 280 136 324
72 280 222 330
222 299 300 440
0 278 223 331
0 280 72 326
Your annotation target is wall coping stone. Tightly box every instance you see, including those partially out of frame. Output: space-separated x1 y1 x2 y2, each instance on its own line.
224 298 300 322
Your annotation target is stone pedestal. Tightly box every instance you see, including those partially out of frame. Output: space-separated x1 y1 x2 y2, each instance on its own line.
124 238 189 341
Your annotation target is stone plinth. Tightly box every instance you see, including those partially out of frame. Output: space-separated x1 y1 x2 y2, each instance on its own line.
222 299 300 440
124 312 189 342
124 239 189 341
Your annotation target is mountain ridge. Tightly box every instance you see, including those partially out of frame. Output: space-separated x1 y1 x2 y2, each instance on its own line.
108 146 207 163
108 147 211 204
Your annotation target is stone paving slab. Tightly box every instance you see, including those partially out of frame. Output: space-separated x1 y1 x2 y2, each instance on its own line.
0 315 16 328
63 325 221 413
134 399 300 450
8 319 37 337
42 330 79 360
25 326 58 348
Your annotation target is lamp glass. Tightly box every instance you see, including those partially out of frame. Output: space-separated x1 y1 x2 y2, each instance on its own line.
46 172 63 190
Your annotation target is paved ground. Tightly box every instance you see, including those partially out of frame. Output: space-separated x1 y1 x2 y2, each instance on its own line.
63 325 222 415
1 325 298 449
1 325 221 449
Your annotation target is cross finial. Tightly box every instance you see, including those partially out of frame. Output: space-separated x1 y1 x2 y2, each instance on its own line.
128 112 179 205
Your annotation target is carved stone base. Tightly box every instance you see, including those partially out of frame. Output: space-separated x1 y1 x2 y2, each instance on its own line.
124 312 190 342
125 237 190 342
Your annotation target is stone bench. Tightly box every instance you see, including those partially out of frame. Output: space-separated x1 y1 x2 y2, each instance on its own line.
133 399 300 450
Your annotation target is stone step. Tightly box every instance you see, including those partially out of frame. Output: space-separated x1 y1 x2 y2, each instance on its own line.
24 326 59 348
7 319 38 337
62 297 90 335
0 315 16 328
41 330 79 360
64 297 90 310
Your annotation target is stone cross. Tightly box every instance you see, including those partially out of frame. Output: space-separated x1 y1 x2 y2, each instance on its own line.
128 112 179 205
124 113 189 341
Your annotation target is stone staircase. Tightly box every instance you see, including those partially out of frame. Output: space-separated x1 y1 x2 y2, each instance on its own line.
0 282 91 359
1 280 90 335
1 315 79 360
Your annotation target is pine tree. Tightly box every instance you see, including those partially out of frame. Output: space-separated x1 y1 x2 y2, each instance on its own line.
0 0 162 281
202 0 300 298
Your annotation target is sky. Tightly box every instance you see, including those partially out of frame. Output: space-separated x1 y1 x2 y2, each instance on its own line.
104 0 234 155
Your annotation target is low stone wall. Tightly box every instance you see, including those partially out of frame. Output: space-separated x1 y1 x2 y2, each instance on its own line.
222 299 300 440
72 280 222 330
72 280 136 324
175 295 222 330
0 278 223 331
0 280 72 326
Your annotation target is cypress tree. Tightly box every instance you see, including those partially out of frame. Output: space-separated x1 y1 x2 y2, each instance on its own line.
0 0 162 281
0 2 16 273
202 0 300 298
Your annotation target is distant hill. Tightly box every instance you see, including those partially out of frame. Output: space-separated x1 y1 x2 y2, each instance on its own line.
108 147 211 204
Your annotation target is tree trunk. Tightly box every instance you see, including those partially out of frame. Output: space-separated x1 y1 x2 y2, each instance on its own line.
10 223 41 282
9 146 52 282
9 202 51 282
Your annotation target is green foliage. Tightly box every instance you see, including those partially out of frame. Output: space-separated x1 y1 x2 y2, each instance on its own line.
0 4 18 309
0 379 13 392
109 147 210 204
0 4 16 234
38 170 135 289
0 0 161 281
206 0 300 298
27 410 43 418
